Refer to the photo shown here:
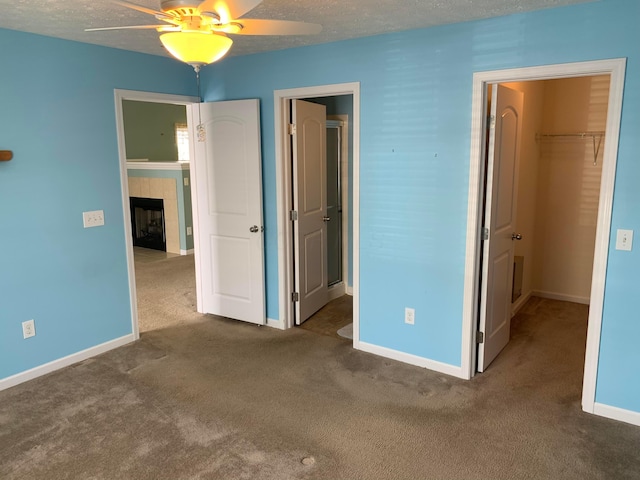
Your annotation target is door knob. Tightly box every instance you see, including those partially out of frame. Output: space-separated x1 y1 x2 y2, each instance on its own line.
323 216 331 222
249 225 259 233
512 233 523 240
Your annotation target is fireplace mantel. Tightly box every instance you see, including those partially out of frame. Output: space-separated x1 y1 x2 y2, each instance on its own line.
126 161 190 171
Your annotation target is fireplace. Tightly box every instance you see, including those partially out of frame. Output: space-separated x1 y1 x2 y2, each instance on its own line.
130 197 166 251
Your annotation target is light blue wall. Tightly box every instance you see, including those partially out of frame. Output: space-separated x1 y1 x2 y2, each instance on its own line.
126 168 194 251
201 0 640 413
2 0 639 418
0 28 195 379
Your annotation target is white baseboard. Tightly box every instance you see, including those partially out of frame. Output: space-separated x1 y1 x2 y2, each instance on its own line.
355 341 465 379
0 334 135 392
266 317 285 330
345 286 353 296
532 290 589 305
511 291 532 316
328 282 346 301
180 249 194 255
592 402 640 427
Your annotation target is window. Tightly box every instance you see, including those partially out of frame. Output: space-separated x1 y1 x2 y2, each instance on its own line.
175 123 190 161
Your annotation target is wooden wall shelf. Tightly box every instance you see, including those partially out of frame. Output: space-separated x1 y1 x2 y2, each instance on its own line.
0 150 13 161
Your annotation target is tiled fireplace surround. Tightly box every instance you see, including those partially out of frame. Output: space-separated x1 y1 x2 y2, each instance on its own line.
126 160 192 255
127 176 180 254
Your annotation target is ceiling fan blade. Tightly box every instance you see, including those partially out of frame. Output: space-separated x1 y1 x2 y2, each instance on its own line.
198 0 262 23
113 0 176 19
85 25 180 32
231 19 322 36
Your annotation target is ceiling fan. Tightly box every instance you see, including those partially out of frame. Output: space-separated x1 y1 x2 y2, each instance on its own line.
86 0 322 69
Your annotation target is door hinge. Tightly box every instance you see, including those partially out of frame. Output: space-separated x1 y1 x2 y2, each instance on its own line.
476 331 484 344
482 227 489 240
292 292 299 302
487 114 496 128
288 123 297 135
290 210 298 221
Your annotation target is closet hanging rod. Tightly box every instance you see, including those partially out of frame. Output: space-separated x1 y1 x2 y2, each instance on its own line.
535 131 605 140
535 131 605 166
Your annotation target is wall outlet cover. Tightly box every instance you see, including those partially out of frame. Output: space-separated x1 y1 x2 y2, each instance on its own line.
22 319 36 339
405 307 415 325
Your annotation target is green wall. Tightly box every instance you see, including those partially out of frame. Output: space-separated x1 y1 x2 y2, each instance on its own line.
123 100 187 161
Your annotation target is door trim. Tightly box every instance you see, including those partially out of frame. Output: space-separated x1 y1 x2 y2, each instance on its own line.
461 59 626 415
114 89 198 340
327 115 351 296
273 82 360 338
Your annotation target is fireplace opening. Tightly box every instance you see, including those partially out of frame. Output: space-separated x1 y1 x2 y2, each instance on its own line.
130 197 166 251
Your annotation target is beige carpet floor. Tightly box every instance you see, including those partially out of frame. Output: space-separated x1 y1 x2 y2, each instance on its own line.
1 254 640 479
134 250 203 333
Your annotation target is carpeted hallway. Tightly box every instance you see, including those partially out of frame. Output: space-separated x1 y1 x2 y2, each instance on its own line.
1 252 639 479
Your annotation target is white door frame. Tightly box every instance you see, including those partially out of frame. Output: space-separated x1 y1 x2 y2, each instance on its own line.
273 82 360 337
461 60 626 414
113 89 199 340
326 115 351 299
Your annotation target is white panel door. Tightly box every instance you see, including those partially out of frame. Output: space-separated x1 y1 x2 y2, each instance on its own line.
292 99 328 324
478 85 524 371
189 99 265 325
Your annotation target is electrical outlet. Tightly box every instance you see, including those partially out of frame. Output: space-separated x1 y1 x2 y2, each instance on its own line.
22 319 36 339
183 177 189 186
83 210 105 228
405 307 415 325
187 226 193 235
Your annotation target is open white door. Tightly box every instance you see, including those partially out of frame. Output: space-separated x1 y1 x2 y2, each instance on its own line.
292 99 328 324
189 99 265 325
478 85 523 371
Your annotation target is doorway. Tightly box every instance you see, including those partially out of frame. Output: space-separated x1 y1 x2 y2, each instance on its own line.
273 83 361 340
461 60 626 416
114 90 199 339
478 75 610 372
325 119 347 290
289 97 352 338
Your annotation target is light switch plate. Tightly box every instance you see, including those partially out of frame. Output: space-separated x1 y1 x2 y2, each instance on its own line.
616 229 633 251
183 177 189 186
83 210 105 228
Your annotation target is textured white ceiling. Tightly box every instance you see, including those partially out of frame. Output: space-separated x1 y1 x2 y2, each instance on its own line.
1 0 593 59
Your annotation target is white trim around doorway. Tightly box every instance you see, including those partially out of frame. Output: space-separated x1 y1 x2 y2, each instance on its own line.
327 114 351 301
113 89 199 340
273 82 360 344
460 60 626 416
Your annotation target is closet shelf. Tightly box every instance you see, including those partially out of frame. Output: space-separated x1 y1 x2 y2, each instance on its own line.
535 131 605 166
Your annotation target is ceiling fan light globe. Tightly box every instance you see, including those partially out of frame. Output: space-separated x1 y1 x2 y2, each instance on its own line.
160 31 232 66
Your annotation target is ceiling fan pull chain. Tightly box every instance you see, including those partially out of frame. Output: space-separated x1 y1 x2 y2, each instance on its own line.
193 65 206 142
